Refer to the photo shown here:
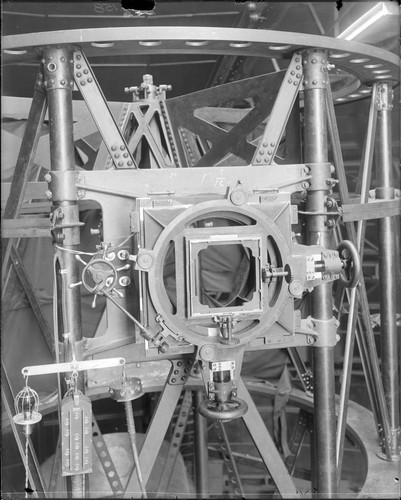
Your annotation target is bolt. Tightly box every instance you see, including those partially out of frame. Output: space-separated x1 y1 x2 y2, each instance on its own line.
45 189 53 200
44 173 52 182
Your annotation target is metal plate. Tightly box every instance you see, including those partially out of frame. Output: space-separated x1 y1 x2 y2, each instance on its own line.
2 27 399 102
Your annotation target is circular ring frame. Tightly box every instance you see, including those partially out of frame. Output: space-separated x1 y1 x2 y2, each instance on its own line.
147 200 291 347
2 27 399 102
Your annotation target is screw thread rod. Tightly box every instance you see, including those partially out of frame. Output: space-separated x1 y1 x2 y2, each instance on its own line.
125 401 147 498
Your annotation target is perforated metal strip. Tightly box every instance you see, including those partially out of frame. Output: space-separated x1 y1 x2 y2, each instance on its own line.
92 417 124 497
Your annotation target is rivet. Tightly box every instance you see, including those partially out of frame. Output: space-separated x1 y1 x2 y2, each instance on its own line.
296 65 301 70
256 158 261 163
263 142 268 147
111 146 117 151
270 142 275 147
87 78 92 83
41 58 45 64
83 69 88 74
77 54 81 60
259 150 264 155
76 72 81 77
127 161 133 166
60 56 66 62
120 145 125 150
296 74 301 78
288 79 292 83
114 153 120 158
312 59 316 64
61 80 66 85
50 79 54 84
294 81 298 85
264 158 268 163
291 71 295 75
80 81 85 86
267 150 272 155
123 153 128 158
76 64 81 69
312 80 317 85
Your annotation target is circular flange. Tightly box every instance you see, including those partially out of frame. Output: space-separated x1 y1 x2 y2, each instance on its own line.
146 199 291 347
2 27 399 101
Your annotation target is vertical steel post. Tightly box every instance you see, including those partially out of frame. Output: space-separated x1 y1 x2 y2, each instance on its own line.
193 390 209 498
42 47 85 497
375 82 400 459
302 49 337 496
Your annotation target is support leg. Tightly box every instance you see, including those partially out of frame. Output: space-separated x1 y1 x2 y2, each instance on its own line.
42 47 85 497
238 379 299 497
124 383 183 497
302 49 337 497
376 82 400 459
2 72 47 273
193 390 209 498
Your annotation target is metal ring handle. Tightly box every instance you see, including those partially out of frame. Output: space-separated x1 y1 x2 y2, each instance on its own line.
337 240 361 289
198 396 248 421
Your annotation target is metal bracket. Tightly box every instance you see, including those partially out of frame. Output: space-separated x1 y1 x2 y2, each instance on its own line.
299 316 339 347
375 82 394 111
168 358 193 385
73 50 137 169
252 52 303 165
302 49 329 90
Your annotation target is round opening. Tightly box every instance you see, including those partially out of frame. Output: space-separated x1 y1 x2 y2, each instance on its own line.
139 40 162 47
349 58 370 64
268 44 292 51
330 52 351 59
47 62 57 72
4 49 28 55
91 42 115 48
229 41 252 48
186 40 209 46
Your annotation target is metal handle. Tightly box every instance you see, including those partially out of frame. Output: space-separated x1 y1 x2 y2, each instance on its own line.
198 397 248 421
337 240 361 289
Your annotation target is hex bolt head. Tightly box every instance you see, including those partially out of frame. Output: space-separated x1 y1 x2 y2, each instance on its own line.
45 189 53 200
44 173 52 182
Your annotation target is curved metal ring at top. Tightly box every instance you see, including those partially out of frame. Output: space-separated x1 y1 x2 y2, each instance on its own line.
2 27 399 100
